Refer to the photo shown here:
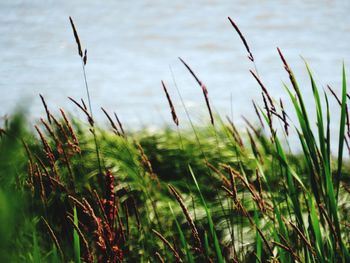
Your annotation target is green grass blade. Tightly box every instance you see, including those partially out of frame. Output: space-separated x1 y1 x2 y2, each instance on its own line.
204 231 211 261
50 245 60 263
254 209 262 263
188 165 224 263
324 92 331 169
336 63 347 198
33 228 41 263
305 62 329 174
284 83 323 204
73 206 81 263
307 194 325 263
169 203 194 263
274 137 304 226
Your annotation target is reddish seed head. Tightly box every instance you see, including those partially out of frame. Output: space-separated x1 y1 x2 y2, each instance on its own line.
161 80 179 126
228 17 254 61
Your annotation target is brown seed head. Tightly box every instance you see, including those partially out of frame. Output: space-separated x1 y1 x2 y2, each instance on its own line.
39 94 51 124
178 57 214 125
161 80 179 126
228 17 254 61
69 17 83 57
168 184 202 251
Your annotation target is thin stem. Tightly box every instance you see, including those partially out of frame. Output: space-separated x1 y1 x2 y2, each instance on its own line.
80 59 102 175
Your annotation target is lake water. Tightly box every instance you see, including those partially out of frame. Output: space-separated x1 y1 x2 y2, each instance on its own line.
1 0 350 134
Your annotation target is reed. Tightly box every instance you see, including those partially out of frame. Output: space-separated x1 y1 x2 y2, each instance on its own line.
69 17 102 176
1 15 350 263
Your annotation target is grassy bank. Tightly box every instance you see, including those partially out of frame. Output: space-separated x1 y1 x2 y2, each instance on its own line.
1 17 350 262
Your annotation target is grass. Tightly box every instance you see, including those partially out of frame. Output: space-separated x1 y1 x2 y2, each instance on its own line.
1 16 350 262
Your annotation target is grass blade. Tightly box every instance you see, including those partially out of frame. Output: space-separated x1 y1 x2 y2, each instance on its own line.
33 227 41 263
188 165 224 263
73 206 81 263
254 209 262 263
169 203 194 263
336 63 347 198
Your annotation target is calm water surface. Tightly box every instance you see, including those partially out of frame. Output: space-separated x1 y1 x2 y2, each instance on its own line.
1 0 350 134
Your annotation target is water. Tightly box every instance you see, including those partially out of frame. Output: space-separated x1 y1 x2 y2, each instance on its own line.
1 0 350 134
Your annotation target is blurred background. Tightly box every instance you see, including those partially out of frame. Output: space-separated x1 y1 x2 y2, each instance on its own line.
1 0 350 130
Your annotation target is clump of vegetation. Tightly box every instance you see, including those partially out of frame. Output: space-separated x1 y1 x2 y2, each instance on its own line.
1 16 350 262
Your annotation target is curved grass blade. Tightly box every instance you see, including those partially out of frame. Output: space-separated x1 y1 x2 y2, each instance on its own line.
169 203 194 263
73 206 81 263
307 194 325 263
188 165 224 263
254 209 262 263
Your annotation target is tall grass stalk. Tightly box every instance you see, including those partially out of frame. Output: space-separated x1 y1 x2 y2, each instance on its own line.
69 17 102 176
